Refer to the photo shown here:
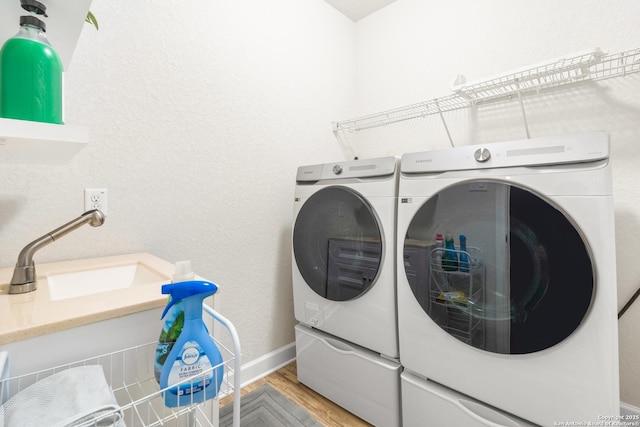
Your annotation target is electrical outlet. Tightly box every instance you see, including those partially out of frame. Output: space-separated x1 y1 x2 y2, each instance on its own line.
84 188 108 215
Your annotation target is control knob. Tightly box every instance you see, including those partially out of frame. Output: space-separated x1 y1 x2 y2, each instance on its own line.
474 148 491 163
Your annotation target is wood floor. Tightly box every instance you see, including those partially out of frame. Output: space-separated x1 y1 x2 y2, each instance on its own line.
219 360 372 426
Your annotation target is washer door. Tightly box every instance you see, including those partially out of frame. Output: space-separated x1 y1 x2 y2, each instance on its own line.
294 186 383 301
402 180 594 355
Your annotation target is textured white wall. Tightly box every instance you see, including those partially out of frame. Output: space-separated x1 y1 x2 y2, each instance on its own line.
350 0 640 408
0 0 353 365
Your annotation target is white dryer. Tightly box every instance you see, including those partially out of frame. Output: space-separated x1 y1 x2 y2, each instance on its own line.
292 156 401 426
396 132 619 426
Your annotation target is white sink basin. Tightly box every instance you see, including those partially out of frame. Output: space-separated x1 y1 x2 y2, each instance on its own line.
47 263 167 301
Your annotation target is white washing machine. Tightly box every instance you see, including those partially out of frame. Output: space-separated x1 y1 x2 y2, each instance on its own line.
292 156 401 426
293 156 399 357
396 132 619 426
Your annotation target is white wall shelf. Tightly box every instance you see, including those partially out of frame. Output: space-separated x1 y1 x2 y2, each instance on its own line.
333 47 640 143
0 118 87 165
0 0 93 165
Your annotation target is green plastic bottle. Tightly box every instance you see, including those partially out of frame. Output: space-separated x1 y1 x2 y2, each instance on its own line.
0 1 63 124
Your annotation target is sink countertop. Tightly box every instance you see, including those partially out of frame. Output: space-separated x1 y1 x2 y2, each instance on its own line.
0 253 175 345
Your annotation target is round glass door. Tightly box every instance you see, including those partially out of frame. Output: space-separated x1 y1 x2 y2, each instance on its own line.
293 186 383 302
403 180 594 355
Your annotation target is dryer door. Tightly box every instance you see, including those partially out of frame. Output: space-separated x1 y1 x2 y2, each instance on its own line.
294 186 382 301
402 180 594 354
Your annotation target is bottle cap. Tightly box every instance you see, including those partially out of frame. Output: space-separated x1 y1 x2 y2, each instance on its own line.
19 15 45 31
20 0 48 16
172 260 195 282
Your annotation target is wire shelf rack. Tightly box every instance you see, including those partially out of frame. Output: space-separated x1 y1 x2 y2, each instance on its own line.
334 47 640 134
0 305 241 427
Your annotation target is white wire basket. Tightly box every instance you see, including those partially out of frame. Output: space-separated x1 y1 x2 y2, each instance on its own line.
0 305 241 427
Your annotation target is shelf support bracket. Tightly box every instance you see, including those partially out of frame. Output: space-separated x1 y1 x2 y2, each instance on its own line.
333 122 358 160
515 80 531 139
435 99 455 147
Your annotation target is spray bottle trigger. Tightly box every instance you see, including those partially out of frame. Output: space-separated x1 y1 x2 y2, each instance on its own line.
161 297 176 319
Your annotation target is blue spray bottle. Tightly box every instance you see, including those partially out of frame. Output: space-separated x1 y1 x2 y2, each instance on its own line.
159 280 224 407
459 234 470 273
154 261 195 383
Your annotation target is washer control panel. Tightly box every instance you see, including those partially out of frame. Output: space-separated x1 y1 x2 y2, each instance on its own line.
296 157 397 182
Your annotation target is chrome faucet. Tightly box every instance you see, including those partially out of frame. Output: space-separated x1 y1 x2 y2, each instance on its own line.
9 209 106 294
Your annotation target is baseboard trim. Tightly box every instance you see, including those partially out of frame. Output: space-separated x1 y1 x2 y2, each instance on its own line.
239 342 296 388
621 402 640 416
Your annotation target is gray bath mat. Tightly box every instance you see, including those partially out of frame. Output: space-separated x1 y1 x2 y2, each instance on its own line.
219 383 322 427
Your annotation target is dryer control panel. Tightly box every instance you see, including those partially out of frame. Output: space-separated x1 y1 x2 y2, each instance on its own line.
402 131 609 174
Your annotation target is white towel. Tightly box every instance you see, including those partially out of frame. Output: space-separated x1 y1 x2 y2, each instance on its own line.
0 365 125 427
